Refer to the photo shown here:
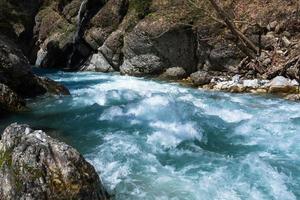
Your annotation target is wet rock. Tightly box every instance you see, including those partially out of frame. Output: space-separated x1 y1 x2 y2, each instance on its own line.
121 54 163 76
0 123 109 200
35 77 71 95
160 67 187 80
81 52 114 72
190 71 212 86
0 34 46 97
0 84 26 114
0 34 70 98
267 76 299 93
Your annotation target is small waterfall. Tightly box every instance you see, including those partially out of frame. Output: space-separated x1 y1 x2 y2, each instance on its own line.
74 0 88 43
35 48 47 67
67 0 88 68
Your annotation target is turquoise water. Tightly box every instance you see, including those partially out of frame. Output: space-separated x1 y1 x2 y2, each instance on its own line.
1 71 300 200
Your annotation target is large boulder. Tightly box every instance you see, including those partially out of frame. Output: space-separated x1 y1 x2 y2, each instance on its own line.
267 76 299 94
120 6 198 76
0 84 26 114
0 123 109 200
0 34 69 116
0 34 47 97
0 34 70 98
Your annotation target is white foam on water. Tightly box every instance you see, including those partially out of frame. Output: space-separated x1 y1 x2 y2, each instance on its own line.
99 106 124 121
44 72 300 199
205 108 253 123
147 122 202 148
241 155 297 200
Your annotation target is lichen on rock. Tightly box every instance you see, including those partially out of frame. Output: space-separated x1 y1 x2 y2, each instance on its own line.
0 123 109 200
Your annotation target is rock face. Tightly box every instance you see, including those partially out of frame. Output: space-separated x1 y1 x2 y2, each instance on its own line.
0 123 109 200
0 84 26 114
0 34 70 114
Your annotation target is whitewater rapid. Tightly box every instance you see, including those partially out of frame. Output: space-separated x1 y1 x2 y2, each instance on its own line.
1 71 299 200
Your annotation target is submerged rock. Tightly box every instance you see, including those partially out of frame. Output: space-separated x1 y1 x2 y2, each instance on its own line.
0 123 109 200
35 77 71 96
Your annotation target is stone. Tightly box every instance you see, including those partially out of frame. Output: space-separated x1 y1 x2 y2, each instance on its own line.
0 34 70 98
0 123 109 200
35 77 71 95
232 74 241 83
282 31 291 38
268 76 299 93
262 58 272 66
243 79 260 88
285 94 300 101
160 67 187 80
0 84 26 114
229 85 245 93
190 71 212 86
81 53 114 72
120 11 197 76
286 65 299 80
282 36 291 47
207 42 243 71
267 21 278 31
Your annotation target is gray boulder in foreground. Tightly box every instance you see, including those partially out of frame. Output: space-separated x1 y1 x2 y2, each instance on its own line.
0 123 109 200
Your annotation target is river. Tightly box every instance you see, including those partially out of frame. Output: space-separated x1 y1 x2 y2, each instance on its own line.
1 70 299 200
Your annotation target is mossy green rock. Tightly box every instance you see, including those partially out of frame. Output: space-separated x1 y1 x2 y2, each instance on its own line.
0 123 109 200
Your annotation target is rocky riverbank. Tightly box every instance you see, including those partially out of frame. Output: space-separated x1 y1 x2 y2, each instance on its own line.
0 123 109 200
1 0 299 103
187 74 300 101
0 34 70 115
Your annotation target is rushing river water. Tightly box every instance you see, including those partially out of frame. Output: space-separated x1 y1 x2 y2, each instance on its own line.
1 70 300 200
